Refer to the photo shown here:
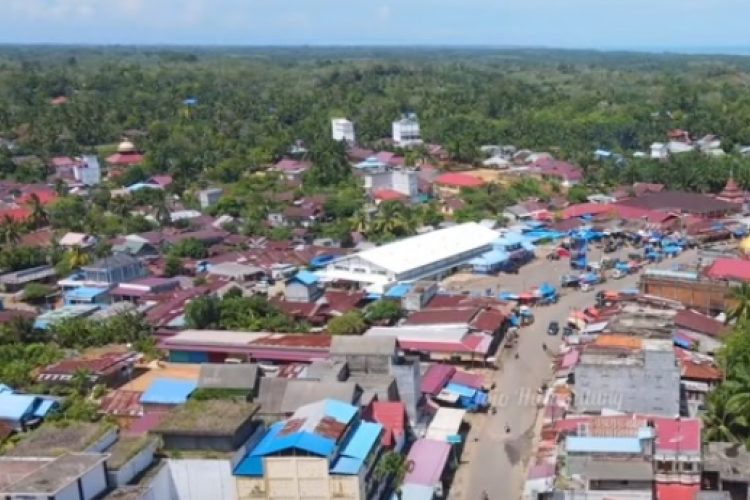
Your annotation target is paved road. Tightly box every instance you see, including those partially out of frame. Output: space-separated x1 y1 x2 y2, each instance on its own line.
463 249 698 500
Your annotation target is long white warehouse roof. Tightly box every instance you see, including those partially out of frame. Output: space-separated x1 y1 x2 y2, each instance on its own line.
352 222 499 275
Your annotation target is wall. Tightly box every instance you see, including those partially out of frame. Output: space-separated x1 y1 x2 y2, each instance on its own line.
264 456 332 500
80 462 108 500
160 420 260 452
167 459 238 500
85 427 119 453
110 440 158 486
639 276 731 313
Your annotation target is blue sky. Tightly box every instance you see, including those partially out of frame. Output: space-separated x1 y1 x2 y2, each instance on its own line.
1 0 749 49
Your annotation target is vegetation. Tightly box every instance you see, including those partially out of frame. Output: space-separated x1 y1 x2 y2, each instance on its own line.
184 293 309 332
153 400 258 434
327 311 368 335
375 452 414 500
365 300 404 325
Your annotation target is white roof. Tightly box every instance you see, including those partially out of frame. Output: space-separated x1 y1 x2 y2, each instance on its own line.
163 329 270 346
364 325 469 343
352 223 499 275
425 408 466 441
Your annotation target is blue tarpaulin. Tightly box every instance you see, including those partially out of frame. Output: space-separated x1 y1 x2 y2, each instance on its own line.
509 315 520 326
499 292 519 300
538 283 556 296
385 284 411 298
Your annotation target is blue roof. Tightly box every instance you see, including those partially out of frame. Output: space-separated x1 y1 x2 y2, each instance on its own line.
323 399 358 424
493 232 524 247
65 286 109 299
292 270 319 286
566 436 642 454
340 421 383 461
522 241 537 251
386 284 411 298
0 393 38 421
126 182 158 192
445 383 476 398
331 456 364 475
356 157 388 169
33 399 57 418
234 423 285 476
0 383 12 394
261 429 336 457
470 249 509 266
140 379 197 405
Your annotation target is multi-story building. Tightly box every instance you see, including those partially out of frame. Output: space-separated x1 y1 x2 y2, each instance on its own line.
392 113 422 146
363 168 420 203
573 337 681 417
332 118 356 143
233 399 389 500
73 155 102 186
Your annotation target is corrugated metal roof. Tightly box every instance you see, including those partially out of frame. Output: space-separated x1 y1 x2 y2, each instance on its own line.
198 363 258 390
592 335 642 350
339 421 383 460
449 371 485 390
404 439 451 486
565 436 642 454
98 390 142 417
140 379 197 405
420 364 456 395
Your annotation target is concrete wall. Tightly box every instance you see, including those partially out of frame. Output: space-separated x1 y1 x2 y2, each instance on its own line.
640 276 730 313
109 439 158 486
81 462 108 500
86 427 119 453
167 459 237 500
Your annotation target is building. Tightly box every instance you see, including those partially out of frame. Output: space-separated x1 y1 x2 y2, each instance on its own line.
283 271 323 302
199 187 223 209
197 363 260 399
140 378 197 414
64 286 112 306
433 173 484 198
332 118 356 143
0 453 109 500
0 391 58 430
233 399 386 500
151 400 261 452
106 140 144 167
0 264 57 293
715 176 745 205
363 168 420 204
35 351 138 387
111 277 180 302
704 442 750 498
73 155 102 186
321 223 500 293
614 191 740 219
392 113 422 146
402 439 453 497
573 338 680 416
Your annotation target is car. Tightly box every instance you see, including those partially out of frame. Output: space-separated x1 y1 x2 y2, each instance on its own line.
547 321 560 335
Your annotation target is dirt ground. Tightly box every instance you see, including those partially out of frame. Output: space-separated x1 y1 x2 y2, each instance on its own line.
120 361 201 392
462 169 511 184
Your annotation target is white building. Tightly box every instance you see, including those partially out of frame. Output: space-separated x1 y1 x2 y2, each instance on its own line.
331 118 356 143
321 222 499 293
199 188 223 209
363 168 420 202
0 453 109 500
650 142 668 159
74 155 101 186
392 113 422 147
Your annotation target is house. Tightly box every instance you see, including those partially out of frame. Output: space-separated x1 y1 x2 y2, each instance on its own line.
0 453 110 500
59 232 97 249
283 270 322 302
530 159 583 187
573 337 680 416
482 156 510 169
36 351 139 387
106 140 144 166
272 290 367 326
151 400 261 452
207 262 265 282
367 401 407 452
0 264 57 293
392 113 422 146
197 363 260 399
199 187 223 209
233 399 388 500
140 378 197 414
667 141 695 155
433 173 483 198
64 286 112 306
403 439 454 496
363 168 420 203
650 142 669 159
73 155 102 186
703 442 750 497
0 391 58 430
76 254 146 287
274 158 312 180
332 118 356 143
112 236 160 259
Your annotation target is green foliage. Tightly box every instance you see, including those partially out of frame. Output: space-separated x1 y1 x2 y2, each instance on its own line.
366 300 403 324
168 238 208 259
327 311 367 335
0 343 63 389
191 388 250 401
22 282 53 302
163 254 184 277
0 246 47 271
185 294 308 332
47 312 153 350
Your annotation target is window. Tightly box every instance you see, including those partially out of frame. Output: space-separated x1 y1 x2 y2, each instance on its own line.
682 462 695 472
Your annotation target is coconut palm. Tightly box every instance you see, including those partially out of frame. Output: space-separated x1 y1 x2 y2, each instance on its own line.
154 192 172 227
109 196 132 219
375 452 413 500
25 193 49 228
703 388 744 443
727 283 750 325
0 214 22 245
66 245 91 271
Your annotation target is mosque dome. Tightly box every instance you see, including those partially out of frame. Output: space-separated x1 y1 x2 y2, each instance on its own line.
117 140 136 153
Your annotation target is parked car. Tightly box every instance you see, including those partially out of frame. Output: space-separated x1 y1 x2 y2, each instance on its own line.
547 321 560 335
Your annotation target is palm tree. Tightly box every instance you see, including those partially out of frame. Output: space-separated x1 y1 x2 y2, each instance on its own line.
350 208 371 234
109 196 132 219
375 452 413 500
703 388 744 443
725 361 750 418
154 192 172 227
0 214 22 245
70 368 94 396
66 245 91 271
727 283 750 324
25 193 48 229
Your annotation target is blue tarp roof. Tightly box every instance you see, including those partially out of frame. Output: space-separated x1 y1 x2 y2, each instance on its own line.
522 241 537 252
140 379 197 405
566 436 642 454
445 383 477 398
524 230 564 241
493 232 524 247
0 393 37 420
261 428 336 457
339 421 383 460
292 270 319 286
234 423 285 476
33 399 57 418
323 399 359 424
65 286 109 299
386 284 411 298
331 456 364 475
470 250 509 266
538 283 556 295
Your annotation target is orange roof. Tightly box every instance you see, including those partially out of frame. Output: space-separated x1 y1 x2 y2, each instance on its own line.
0 208 31 222
592 335 641 350
681 360 723 381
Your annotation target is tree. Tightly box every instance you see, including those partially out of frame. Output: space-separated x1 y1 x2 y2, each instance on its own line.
22 283 53 303
727 284 750 325
375 452 414 500
65 245 91 271
0 215 23 245
169 238 208 259
366 300 403 325
164 254 184 277
327 311 367 335
185 296 220 329
70 368 94 396
25 193 49 228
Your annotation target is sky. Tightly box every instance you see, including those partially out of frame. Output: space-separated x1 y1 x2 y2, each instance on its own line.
2 0 750 50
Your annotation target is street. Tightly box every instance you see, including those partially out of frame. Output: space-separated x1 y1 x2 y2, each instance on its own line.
458 248 699 500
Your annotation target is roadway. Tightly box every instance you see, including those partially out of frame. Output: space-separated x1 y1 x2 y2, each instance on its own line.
462 248 698 500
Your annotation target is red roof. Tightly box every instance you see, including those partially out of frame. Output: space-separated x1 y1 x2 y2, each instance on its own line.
373 189 407 201
370 402 406 448
532 159 583 181
449 371 485 390
707 257 750 282
653 417 702 454
98 390 143 417
275 159 312 172
613 205 674 223
434 173 483 188
405 307 480 326
38 352 138 378
561 203 613 219
471 309 506 333
106 153 144 165
50 157 76 168
674 310 727 337
655 484 699 500
19 190 58 206
421 364 457 395
0 208 31 222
